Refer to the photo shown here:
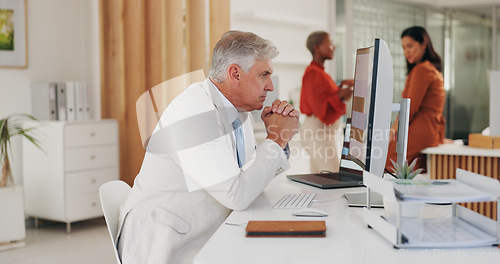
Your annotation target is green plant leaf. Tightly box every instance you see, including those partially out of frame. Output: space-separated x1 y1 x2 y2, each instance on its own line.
1 113 43 187
408 168 424 180
390 158 424 180
408 158 418 171
390 159 398 172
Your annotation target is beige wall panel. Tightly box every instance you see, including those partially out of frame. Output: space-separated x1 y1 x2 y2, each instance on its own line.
101 0 229 184
146 0 165 89
187 0 207 73
209 0 230 60
121 0 148 185
165 0 184 81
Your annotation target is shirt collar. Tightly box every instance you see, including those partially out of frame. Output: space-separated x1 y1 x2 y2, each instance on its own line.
310 61 325 70
207 78 239 123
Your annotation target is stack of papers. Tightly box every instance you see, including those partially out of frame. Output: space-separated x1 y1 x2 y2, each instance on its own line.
388 217 498 247
392 180 495 203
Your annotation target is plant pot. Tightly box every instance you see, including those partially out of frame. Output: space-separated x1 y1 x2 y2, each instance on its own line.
383 196 424 218
0 186 26 247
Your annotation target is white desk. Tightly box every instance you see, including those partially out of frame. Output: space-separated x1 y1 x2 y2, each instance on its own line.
194 173 500 264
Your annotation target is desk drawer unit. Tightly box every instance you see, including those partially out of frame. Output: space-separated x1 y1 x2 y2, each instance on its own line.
23 120 119 232
65 146 118 171
64 123 117 147
65 168 118 195
66 193 103 221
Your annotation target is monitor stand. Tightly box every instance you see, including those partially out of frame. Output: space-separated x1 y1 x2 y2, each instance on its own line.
346 98 410 208
344 190 384 208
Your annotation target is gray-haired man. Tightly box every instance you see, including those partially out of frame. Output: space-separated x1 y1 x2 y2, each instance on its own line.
117 31 299 264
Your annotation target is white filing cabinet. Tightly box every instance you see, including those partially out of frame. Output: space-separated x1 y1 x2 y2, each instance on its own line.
22 120 119 232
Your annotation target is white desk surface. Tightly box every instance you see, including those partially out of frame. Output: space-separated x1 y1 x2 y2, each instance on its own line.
422 142 500 157
194 173 500 264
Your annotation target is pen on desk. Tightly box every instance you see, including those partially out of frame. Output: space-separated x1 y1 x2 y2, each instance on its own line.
225 222 247 227
432 181 450 185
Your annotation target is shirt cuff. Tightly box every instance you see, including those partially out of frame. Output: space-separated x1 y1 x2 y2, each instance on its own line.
262 139 291 174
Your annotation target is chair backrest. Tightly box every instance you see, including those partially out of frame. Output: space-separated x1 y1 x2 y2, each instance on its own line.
99 180 131 264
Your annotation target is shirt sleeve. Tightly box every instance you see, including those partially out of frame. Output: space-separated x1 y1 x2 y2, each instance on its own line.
302 69 345 125
176 119 290 211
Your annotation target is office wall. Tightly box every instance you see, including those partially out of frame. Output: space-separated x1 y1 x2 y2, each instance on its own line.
230 0 332 111
0 0 100 185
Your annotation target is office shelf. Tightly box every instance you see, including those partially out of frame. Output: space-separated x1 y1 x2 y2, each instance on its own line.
362 169 500 248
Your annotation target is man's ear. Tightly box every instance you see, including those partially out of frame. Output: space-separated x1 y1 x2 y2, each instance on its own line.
228 64 240 83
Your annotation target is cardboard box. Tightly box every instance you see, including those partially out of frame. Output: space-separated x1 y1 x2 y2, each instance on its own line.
495 137 500 149
469 133 500 149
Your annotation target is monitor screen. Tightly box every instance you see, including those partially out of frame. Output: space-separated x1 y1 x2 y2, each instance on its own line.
340 39 393 177
349 47 374 166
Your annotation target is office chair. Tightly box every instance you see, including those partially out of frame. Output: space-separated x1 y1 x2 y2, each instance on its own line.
99 180 131 264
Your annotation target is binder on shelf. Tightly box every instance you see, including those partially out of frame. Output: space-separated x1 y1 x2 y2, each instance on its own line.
31 80 90 121
56 82 67 121
65 82 77 121
31 82 58 120
75 82 88 120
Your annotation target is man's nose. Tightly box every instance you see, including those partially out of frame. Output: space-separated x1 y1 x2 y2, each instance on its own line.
267 79 274 91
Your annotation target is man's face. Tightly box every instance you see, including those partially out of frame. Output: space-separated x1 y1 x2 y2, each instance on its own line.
235 59 274 111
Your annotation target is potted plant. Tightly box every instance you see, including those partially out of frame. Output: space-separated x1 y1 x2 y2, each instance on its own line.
0 113 41 249
389 159 424 180
383 159 425 218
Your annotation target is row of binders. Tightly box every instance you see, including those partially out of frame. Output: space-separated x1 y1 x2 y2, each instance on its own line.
31 82 90 121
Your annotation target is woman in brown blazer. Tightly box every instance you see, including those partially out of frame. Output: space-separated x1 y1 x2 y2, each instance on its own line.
386 26 445 171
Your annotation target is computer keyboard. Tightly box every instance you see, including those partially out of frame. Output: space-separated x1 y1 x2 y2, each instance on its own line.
272 193 317 209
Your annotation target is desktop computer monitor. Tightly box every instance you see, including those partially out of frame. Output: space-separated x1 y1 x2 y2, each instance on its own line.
286 39 393 190
342 38 394 177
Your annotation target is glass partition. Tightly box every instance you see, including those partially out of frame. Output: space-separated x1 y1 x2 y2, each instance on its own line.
351 0 425 103
497 7 500 71
335 0 346 81
335 1 496 140
448 10 492 139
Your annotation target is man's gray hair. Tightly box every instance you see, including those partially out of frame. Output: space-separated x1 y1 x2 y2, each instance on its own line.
208 31 279 82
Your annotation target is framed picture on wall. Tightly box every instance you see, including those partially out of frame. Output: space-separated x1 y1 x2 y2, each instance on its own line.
0 0 27 68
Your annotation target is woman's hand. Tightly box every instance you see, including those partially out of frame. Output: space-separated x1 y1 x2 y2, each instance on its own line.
338 79 354 101
340 79 354 88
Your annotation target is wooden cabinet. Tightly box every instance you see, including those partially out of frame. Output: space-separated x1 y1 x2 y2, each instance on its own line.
22 120 119 232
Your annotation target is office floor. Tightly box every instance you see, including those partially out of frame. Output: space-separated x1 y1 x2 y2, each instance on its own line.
0 218 115 264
